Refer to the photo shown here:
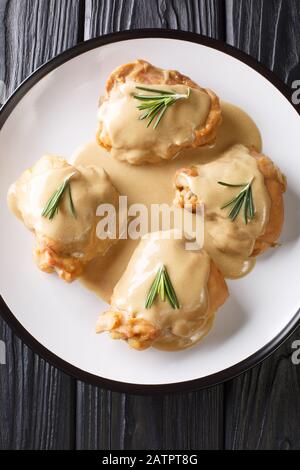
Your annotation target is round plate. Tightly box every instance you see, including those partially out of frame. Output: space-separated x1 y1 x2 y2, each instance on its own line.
0 30 299 394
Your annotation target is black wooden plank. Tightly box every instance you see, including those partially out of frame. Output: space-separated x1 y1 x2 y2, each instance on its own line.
76 384 224 450
0 326 76 449
0 0 83 449
0 1 6 105
225 0 300 450
76 0 225 451
225 349 300 450
84 0 225 38
161 389 224 449
226 0 300 85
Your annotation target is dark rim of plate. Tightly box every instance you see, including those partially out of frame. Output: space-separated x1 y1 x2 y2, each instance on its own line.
0 29 299 395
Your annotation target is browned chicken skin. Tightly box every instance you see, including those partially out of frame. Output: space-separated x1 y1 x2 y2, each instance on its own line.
8 155 119 282
96 260 228 351
96 233 229 351
251 149 286 255
97 59 222 164
96 314 160 351
175 147 286 257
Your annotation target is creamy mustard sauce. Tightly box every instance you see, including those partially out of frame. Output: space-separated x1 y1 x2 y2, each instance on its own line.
7 97 266 351
8 155 118 258
110 231 212 350
7 37 281 353
75 101 262 300
97 82 211 164
177 144 271 278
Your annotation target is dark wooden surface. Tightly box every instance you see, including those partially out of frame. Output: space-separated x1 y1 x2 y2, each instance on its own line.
0 0 299 450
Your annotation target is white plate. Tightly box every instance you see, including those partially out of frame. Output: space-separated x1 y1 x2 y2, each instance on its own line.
0 31 299 393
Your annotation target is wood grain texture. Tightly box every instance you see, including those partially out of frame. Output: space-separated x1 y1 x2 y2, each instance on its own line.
225 338 300 450
0 0 83 449
76 0 225 451
225 0 300 450
84 0 225 38
0 326 75 449
76 384 224 450
1 0 300 451
0 1 6 103
226 0 300 85
2 0 84 97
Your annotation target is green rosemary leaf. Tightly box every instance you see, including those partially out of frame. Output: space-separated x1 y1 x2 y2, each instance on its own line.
145 266 163 309
134 86 190 129
42 173 76 220
153 105 168 129
68 183 76 218
228 193 245 221
162 266 180 309
220 179 255 224
158 274 165 302
218 181 247 188
135 86 175 95
247 185 255 219
145 265 180 310
42 181 67 220
134 95 172 101
220 191 244 210
146 103 165 127
41 192 59 218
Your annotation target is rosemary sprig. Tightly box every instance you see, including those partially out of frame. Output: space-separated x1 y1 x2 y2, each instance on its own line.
218 178 255 224
42 173 76 220
145 265 180 310
68 183 76 218
133 85 190 129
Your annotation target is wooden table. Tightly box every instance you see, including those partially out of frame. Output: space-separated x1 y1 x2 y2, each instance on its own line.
0 0 300 450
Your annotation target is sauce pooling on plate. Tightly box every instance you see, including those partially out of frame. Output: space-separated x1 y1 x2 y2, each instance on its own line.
6 58 286 352
74 101 262 300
